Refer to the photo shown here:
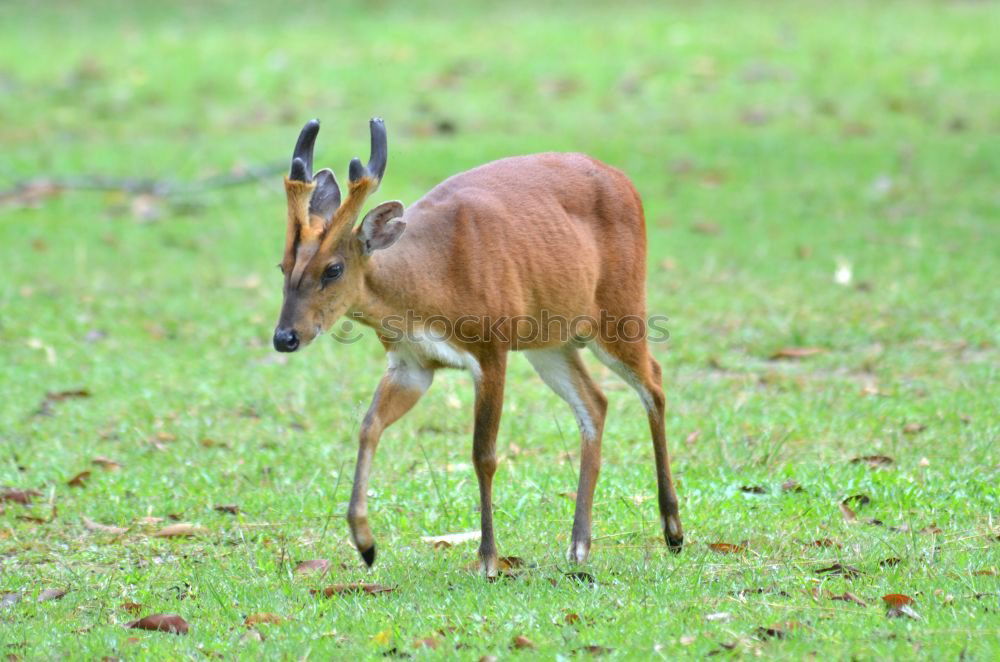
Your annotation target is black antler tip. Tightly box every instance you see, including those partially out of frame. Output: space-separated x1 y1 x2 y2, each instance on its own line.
348 157 365 183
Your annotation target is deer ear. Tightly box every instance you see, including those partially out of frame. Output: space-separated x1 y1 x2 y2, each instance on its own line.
358 201 405 255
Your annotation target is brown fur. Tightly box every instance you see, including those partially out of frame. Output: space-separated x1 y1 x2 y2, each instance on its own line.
275 149 683 574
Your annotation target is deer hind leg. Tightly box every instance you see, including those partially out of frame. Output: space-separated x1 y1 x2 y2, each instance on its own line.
348 353 433 567
590 340 683 552
524 347 607 563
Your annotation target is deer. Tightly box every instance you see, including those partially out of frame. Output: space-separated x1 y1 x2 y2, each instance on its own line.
273 117 683 576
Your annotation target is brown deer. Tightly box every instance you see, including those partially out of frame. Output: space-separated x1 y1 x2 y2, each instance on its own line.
273 118 683 576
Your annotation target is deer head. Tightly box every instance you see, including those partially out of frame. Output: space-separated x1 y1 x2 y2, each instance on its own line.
273 118 406 352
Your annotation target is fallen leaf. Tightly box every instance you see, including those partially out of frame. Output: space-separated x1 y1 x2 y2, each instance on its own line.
816 563 862 579
37 588 68 603
137 516 163 525
809 538 841 548
121 602 143 614
125 614 189 635
769 347 824 360
850 455 893 468
685 429 701 445
755 622 800 639
293 559 330 575
974 567 998 576
559 491 577 501
497 556 526 571
512 635 535 650
420 531 480 549
690 220 721 235
565 571 596 584
830 591 867 606
244 613 283 627
883 594 920 619
708 542 746 554
919 524 943 535
67 471 91 488
740 485 767 494
902 422 926 435
565 612 581 625
781 479 804 493
575 645 613 656
880 557 902 568
705 612 731 622
1 489 41 504
91 457 122 471
45 389 91 402
839 502 857 523
413 637 439 649
152 523 206 538
213 504 240 515
312 583 394 597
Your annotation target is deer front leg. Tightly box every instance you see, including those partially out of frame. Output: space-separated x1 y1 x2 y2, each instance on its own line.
348 354 433 566
472 352 507 578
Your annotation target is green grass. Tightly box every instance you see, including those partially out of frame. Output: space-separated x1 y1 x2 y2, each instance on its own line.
1 0 998 658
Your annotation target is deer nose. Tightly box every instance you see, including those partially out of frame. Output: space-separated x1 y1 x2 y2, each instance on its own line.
273 327 299 352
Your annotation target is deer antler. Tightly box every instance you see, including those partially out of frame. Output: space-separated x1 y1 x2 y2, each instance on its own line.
321 118 388 245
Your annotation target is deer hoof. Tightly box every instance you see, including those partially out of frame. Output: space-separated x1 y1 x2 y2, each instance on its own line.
359 544 376 567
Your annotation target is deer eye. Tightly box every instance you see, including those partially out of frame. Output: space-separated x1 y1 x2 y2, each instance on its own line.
322 263 344 284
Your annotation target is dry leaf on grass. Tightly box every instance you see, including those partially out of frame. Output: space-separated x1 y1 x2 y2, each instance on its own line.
769 347 824 360
152 523 206 538
781 479 804 493
293 559 330 575
830 591 867 606
413 637 439 649
37 588 68 603
80 518 123 534
420 531 480 549
67 471 91 487
1 489 41 504
512 635 535 649
839 502 858 523
125 614 189 635
575 644 613 655
708 542 746 554
883 593 920 619
843 494 871 507
902 422 926 435
756 621 801 639
850 455 893 468
565 612 581 625
809 538 841 548
91 456 122 471
816 563 862 579
244 613 283 627
213 504 240 515
312 583 394 597
120 602 143 614
705 612 732 622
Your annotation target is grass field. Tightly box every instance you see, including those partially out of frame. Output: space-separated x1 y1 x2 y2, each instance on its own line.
1 0 998 658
